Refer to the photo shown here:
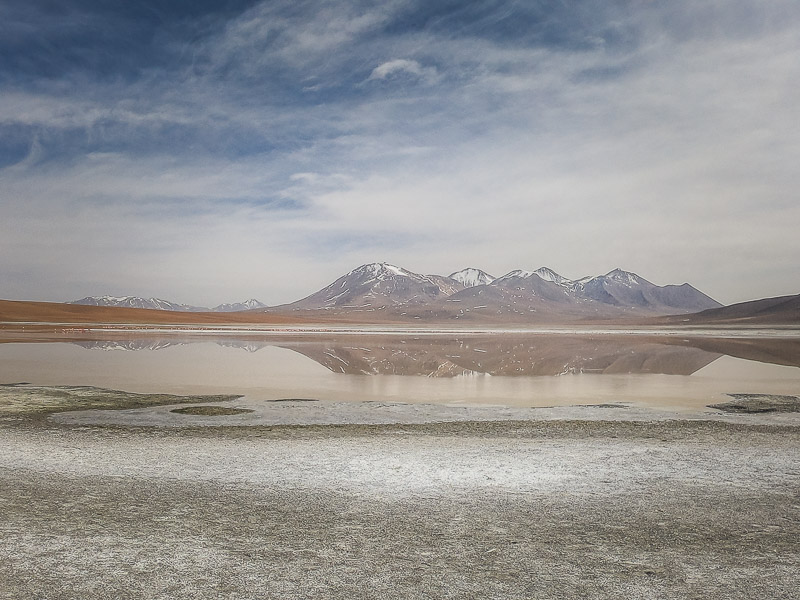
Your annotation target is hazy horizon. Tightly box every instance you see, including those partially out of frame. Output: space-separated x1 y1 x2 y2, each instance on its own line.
2 1 799 307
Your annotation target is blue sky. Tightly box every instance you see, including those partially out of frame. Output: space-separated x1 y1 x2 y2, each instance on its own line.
1 0 798 305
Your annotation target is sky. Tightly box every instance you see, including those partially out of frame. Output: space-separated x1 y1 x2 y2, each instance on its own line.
1 0 798 307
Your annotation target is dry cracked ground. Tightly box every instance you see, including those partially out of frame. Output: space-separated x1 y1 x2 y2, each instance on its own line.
0 385 798 599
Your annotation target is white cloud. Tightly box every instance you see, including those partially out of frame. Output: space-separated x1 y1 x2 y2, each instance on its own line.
367 59 439 83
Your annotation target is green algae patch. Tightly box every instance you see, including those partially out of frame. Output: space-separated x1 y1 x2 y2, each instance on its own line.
171 406 254 416
0 383 241 421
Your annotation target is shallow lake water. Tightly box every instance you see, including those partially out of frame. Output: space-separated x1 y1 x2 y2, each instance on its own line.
1 332 798 412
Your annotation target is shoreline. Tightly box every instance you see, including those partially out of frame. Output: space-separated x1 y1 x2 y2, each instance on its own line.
3 384 799 430
50 396 800 429
4 322 800 338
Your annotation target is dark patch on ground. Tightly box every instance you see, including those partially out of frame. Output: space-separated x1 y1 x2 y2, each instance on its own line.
575 403 628 409
709 394 800 414
266 398 320 402
0 384 242 422
170 406 254 416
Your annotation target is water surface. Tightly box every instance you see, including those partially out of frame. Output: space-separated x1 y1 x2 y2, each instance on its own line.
1 332 798 411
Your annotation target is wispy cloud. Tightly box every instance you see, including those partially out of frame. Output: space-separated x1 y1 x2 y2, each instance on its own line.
367 59 439 83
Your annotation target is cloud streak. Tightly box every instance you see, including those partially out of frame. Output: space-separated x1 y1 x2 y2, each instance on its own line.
367 59 439 83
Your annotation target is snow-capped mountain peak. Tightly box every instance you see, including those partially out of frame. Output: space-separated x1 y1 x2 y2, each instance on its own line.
495 269 534 282
533 267 571 285
71 296 200 311
349 262 421 281
289 263 455 309
211 299 267 312
97 295 129 303
493 267 571 285
449 268 495 288
603 268 649 287
242 298 265 309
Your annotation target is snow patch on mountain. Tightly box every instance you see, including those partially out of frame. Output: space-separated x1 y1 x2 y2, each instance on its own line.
495 269 534 282
449 268 495 288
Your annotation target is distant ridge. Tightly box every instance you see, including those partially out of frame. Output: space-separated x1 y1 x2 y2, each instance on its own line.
0 299 310 325
71 296 266 313
211 299 267 312
71 296 204 312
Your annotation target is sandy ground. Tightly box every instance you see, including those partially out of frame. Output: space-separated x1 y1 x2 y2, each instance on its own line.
0 387 798 599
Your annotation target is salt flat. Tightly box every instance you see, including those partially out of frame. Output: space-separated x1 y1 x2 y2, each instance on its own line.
1 386 798 599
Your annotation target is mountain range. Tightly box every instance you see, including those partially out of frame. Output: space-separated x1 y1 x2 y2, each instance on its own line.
71 296 266 313
69 263 722 322
55 262 800 325
273 262 722 321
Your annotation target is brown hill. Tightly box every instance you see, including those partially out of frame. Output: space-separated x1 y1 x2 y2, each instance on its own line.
651 294 800 326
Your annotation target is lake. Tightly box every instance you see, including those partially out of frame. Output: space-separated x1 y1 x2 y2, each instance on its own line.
1 330 798 413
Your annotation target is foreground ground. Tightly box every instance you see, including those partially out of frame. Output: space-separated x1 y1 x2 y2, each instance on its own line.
0 388 798 599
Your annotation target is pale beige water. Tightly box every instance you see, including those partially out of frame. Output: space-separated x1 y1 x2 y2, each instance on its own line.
1 335 798 411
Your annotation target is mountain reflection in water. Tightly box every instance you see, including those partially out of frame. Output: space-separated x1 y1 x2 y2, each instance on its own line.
70 335 800 377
